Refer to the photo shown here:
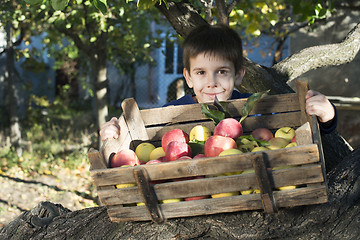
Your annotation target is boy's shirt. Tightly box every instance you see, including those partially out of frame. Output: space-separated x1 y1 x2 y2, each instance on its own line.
163 90 337 135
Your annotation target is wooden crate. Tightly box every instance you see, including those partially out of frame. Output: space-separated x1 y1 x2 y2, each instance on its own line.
88 80 327 223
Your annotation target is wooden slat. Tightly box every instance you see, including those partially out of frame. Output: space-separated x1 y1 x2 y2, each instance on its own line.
91 144 320 187
295 80 313 128
121 98 149 142
97 164 324 205
106 185 327 222
144 111 303 143
133 167 164 223
139 93 300 127
295 122 313 146
252 153 277 213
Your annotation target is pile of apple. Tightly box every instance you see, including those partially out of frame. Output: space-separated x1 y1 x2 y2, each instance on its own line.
109 117 298 203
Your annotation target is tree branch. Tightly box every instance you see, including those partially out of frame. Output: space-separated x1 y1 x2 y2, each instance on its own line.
272 22 360 83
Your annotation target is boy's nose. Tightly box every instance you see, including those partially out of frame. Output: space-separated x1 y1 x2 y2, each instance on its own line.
207 75 218 87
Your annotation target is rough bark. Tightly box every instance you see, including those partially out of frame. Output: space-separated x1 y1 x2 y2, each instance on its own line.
1 147 360 239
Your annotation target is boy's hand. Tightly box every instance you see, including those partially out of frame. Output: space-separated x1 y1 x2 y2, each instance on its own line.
305 90 335 123
99 117 120 142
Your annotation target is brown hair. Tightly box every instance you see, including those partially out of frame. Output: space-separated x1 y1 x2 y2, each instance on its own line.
183 24 244 73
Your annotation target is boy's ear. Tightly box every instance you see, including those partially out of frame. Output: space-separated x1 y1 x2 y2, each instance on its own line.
183 68 193 88
235 68 245 86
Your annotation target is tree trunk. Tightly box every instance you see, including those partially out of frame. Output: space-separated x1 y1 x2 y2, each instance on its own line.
5 23 22 157
89 33 109 145
1 147 360 239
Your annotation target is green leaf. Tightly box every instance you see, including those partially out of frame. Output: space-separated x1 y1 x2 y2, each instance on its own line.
24 0 43 5
51 0 69 11
239 90 270 124
214 96 232 118
93 0 108 15
237 135 269 147
201 104 225 126
188 141 205 157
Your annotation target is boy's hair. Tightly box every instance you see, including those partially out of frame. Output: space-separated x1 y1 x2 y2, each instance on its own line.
182 24 244 73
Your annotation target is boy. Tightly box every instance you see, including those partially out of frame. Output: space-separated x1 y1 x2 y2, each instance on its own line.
100 24 337 141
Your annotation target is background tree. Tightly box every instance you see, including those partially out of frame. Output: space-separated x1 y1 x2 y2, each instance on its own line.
1 0 164 145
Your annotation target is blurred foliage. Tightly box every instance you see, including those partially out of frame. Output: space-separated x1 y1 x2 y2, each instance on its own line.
0 85 98 176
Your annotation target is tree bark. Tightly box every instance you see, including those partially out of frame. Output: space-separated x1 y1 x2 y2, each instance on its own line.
5 23 22 157
1 147 360 239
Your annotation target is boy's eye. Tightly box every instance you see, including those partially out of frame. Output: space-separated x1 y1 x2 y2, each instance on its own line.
218 70 228 75
196 71 205 75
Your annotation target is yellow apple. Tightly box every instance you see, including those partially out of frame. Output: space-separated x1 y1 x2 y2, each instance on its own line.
135 142 156 162
149 147 166 160
251 146 269 152
285 142 297 148
267 137 289 150
115 165 137 188
211 191 239 198
275 127 295 142
189 125 212 142
219 148 243 156
137 202 145 206
161 198 182 203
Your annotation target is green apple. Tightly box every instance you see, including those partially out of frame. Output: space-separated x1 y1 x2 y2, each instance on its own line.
211 191 239 198
149 147 165 160
135 142 156 162
267 137 289 150
189 125 212 142
275 127 295 142
251 146 269 152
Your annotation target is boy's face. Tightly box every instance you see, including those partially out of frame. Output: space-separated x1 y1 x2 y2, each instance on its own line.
183 53 244 104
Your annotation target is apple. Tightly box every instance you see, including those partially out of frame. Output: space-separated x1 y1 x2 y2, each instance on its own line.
273 165 297 190
162 129 189 152
204 135 238 157
214 118 243 139
110 149 141 168
251 128 274 141
285 142 297 148
251 146 269 152
211 191 239 198
177 155 192 160
145 159 163 165
218 148 243 156
275 127 295 142
267 137 289 150
161 199 182 203
189 125 212 142
149 147 166 160
135 142 155 162
165 141 192 161
193 153 206 159
291 135 296 143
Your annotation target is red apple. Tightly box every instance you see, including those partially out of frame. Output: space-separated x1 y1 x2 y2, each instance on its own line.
291 135 296 143
251 128 274 141
165 141 192 161
193 154 206 159
162 129 190 152
110 149 140 168
146 159 163 165
177 156 192 160
214 118 243 139
204 135 238 157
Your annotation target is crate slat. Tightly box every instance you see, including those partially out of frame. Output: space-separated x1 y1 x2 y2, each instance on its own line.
106 185 327 222
91 144 320 187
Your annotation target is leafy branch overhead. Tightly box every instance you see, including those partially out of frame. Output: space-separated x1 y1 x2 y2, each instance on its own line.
201 90 269 125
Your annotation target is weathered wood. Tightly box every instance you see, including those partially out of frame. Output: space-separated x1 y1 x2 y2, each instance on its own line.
252 153 277 213
295 122 313 145
91 144 320 186
132 167 164 223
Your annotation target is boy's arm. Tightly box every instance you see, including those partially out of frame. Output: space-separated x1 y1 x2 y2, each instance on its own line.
305 90 337 134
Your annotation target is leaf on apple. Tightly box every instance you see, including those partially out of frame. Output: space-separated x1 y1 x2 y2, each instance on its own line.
237 135 269 147
201 96 232 125
188 140 205 157
239 90 270 124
